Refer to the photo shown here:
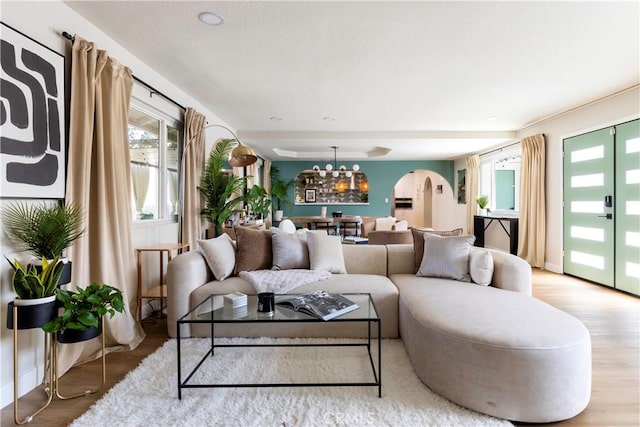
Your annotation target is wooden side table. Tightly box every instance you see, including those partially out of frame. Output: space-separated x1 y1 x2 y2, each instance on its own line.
136 243 190 321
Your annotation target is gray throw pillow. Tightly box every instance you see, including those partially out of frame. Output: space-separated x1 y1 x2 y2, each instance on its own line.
417 234 475 282
270 227 310 270
411 227 464 273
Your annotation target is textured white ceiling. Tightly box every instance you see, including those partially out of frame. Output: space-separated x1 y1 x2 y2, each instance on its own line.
64 1 639 160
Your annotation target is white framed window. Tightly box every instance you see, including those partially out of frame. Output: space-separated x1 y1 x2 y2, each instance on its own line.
479 143 521 212
128 100 182 222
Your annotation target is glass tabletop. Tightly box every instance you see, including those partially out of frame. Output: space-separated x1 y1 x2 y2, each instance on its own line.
178 293 379 323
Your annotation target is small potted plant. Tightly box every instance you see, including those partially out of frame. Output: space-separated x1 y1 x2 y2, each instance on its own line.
5 256 64 330
42 282 125 343
3 201 85 285
271 166 294 221
476 195 490 215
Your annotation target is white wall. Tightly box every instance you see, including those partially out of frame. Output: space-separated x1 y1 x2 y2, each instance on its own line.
453 88 640 271
518 87 640 273
0 0 232 408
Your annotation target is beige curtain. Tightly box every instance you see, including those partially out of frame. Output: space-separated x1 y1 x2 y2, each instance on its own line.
63 36 144 375
465 155 480 234
182 108 206 247
518 133 546 267
263 159 272 228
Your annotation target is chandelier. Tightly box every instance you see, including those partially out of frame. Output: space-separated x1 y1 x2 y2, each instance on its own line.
312 146 360 178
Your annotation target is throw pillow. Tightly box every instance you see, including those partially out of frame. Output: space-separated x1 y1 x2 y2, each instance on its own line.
198 233 236 281
307 232 347 274
234 226 272 273
411 227 464 272
417 234 475 282
270 227 310 271
375 217 396 231
393 220 409 231
469 250 494 286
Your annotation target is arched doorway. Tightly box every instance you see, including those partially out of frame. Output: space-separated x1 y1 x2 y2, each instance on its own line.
392 170 456 230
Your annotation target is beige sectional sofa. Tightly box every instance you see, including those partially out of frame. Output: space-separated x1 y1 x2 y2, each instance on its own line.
166 238 591 423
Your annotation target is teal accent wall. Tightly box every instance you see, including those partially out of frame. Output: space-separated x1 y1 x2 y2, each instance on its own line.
273 160 454 217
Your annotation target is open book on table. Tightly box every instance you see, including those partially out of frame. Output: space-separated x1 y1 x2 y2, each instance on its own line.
276 291 359 321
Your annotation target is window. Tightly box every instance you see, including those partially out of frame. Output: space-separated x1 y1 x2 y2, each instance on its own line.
479 144 521 212
128 104 182 222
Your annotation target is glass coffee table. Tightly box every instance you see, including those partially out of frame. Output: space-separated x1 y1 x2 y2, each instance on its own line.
176 293 381 398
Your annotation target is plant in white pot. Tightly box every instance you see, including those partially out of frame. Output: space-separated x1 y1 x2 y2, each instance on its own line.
5 256 64 330
3 201 85 285
476 195 490 216
270 166 294 221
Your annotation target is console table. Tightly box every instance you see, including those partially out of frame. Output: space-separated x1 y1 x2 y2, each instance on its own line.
473 215 519 255
136 243 190 321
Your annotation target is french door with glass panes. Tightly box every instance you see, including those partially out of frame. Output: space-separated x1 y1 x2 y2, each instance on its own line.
563 119 640 295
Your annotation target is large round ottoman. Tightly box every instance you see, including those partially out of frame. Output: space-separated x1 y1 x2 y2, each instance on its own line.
392 275 592 423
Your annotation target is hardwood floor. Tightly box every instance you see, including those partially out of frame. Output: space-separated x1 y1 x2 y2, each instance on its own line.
2 270 638 426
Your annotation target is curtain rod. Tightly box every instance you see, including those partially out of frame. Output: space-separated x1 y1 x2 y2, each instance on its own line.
61 31 186 111
479 141 522 157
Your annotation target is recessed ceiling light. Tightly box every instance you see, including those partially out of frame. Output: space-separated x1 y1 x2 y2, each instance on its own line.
485 116 498 121
322 116 335 121
198 12 225 26
269 116 282 121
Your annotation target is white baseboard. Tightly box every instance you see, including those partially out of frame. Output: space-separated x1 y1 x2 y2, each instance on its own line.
544 262 563 274
1 362 46 410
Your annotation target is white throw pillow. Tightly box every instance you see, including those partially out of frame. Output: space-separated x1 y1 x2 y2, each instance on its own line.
278 219 297 234
307 232 347 274
417 234 475 282
393 220 408 231
270 227 310 270
469 250 494 286
198 233 236 281
375 217 396 231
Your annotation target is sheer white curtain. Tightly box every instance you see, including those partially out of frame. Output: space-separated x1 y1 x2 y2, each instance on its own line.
130 163 150 213
518 133 546 267
465 155 480 234
167 170 178 215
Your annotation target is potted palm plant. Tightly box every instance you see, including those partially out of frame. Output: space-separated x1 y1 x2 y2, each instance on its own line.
5 256 64 330
2 201 85 285
42 282 124 343
199 139 248 237
270 166 294 221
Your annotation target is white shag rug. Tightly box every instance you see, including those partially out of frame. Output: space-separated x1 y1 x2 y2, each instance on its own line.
71 338 513 427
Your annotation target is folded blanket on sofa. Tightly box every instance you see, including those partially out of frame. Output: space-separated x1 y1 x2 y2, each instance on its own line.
239 269 332 294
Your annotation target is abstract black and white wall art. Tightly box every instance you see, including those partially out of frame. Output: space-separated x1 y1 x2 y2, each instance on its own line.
1 23 66 199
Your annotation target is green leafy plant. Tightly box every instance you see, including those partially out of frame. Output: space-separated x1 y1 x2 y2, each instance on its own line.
199 139 249 237
246 184 272 219
270 166 294 211
2 202 85 259
476 195 490 209
42 282 124 334
5 256 64 299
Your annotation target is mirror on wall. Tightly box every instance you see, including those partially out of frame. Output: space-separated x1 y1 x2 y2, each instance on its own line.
480 144 521 215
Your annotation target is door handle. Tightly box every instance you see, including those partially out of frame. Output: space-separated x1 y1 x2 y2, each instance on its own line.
597 213 613 219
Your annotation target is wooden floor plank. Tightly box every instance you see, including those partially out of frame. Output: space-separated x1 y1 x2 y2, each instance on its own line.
2 270 638 426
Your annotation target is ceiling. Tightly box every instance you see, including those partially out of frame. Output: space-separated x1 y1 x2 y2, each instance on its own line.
64 1 639 161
